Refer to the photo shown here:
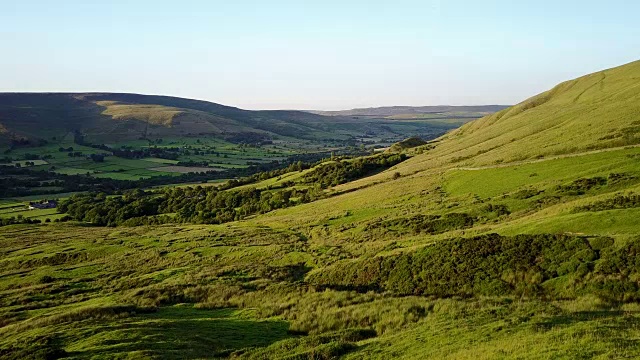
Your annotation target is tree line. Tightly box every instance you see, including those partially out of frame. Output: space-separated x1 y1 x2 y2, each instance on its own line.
56 153 410 226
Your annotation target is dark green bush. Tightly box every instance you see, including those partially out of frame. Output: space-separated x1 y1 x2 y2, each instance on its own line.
303 154 407 189
573 192 640 213
366 212 475 235
307 233 637 301
555 177 607 195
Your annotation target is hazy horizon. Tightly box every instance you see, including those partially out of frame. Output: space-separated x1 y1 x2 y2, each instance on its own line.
2 0 639 110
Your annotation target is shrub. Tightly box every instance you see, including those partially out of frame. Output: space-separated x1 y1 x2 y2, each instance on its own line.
308 233 630 300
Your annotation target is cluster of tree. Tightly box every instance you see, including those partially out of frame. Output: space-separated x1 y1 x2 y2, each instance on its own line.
1 216 45 226
16 161 38 167
57 152 412 226
9 137 48 149
308 233 640 302
22 153 53 160
302 153 407 188
73 133 182 160
223 132 272 145
0 166 128 197
164 185 322 224
176 160 210 167
89 154 105 162
59 183 326 226
0 215 72 227
58 190 164 226
573 192 640 213
555 176 608 195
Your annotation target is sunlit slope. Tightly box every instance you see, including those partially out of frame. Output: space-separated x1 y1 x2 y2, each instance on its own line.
419 60 640 167
245 60 640 240
90 100 258 141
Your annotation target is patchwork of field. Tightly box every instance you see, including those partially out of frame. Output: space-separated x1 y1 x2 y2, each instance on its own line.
2 136 308 180
0 199 67 222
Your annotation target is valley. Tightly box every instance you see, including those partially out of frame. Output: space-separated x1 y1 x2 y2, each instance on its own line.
2 59 640 359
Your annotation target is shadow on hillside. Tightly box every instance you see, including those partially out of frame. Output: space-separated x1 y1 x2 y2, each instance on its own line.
534 310 640 351
64 307 291 359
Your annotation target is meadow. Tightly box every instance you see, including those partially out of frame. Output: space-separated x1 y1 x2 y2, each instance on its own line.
3 138 640 358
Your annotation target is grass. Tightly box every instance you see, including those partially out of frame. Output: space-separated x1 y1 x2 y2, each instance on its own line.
418 60 640 167
61 306 291 359
141 157 180 165
2 136 330 182
346 299 640 359
444 147 640 199
2 61 640 358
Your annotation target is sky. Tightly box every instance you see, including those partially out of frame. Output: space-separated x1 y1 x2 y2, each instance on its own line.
1 0 639 110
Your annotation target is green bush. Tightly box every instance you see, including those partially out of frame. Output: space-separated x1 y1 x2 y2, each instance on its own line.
308 233 635 301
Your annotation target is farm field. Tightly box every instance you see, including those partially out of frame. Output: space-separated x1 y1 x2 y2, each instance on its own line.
2 138 308 180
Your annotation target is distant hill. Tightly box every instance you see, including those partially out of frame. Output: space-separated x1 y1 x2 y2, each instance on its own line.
309 105 509 118
0 93 497 148
0 93 355 146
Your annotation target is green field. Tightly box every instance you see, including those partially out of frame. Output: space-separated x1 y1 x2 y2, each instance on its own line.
2 136 328 182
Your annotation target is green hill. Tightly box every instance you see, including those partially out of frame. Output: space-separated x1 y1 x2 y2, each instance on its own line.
2 61 640 358
426 60 640 166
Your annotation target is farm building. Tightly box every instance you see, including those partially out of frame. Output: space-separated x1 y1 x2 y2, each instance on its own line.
28 200 58 210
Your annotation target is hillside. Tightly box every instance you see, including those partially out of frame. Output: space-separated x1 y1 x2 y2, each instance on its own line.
2 61 640 359
0 93 339 145
422 60 640 166
0 93 471 147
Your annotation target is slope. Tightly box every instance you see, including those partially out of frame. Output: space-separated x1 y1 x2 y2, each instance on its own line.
420 60 640 167
0 93 472 147
0 93 342 145
3 60 640 359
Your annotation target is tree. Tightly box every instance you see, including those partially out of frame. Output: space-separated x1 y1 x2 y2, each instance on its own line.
90 154 105 162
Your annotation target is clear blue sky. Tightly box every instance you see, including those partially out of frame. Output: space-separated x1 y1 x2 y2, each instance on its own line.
1 0 638 110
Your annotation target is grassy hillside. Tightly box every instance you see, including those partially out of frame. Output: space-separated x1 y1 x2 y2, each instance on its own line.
423 60 640 166
2 60 640 359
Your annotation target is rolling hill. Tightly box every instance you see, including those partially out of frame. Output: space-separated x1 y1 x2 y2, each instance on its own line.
0 93 344 145
2 60 640 358
0 93 483 147
311 105 509 120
